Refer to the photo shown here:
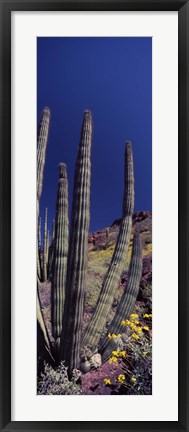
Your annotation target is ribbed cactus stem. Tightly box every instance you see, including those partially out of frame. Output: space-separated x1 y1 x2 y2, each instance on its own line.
43 208 48 281
37 107 50 202
60 110 92 373
52 219 55 243
37 217 42 280
52 163 69 353
36 107 52 356
37 282 51 352
100 233 142 361
47 230 50 262
38 217 42 250
82 141 134 351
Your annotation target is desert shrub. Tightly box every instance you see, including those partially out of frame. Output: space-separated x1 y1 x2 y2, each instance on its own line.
37 362 82 395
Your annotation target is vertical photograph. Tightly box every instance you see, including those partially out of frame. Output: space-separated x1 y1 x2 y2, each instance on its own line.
37 37 152 396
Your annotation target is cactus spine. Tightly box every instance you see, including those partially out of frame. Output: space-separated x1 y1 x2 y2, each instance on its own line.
82 141 134 351
52 164 69 353
100 233 142 362
43 208 48 281
60 110 92 373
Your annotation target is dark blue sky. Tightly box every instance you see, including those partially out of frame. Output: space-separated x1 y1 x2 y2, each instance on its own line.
37 37 152 234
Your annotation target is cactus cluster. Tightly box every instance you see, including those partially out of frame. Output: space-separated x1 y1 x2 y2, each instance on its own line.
37 107 143 375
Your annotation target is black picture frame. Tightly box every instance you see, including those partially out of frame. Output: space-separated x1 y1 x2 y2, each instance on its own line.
0 0 188 431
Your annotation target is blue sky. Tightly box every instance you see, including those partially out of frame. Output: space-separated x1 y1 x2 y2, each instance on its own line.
37 37 152 234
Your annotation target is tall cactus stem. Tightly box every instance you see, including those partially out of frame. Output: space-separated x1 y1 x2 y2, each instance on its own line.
100 233 142 362
36 107 52 355
52 164 69 354
52 219 55 243
37 107 50 202
82 141 134 351
60 110 92 373
43 208 48 281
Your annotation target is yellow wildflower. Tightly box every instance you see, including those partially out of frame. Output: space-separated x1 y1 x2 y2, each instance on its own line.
143 351 149 355
109 356 118 364
112 350 120 357
123 319 130 326
131 333 139 340
121 320 126 326
130 322 137 331
135 320 139 325
117 374 125 383
136 326 143 335
108 332 112 339
104 378 112 385
119 351 127 358
131 377 136 382
143 326 149 331
130 313 138 320
143 313 149 318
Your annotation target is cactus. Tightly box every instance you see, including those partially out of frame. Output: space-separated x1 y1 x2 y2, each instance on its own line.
51 163 69 353
101 336 123 364
36 107 52 357
38 217 42 250
105 227 109 241
52 219 55 242
37 107 50 205
37 282 51 354
82 141 134 351
47 219 56 279
60 110 92 373
37 217 42 280
43 208 48 281
100 233 142 362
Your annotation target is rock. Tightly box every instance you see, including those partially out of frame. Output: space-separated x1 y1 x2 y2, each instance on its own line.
89 353 102 369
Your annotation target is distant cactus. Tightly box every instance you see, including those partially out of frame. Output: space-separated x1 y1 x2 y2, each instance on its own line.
60 110 92 373
51 163 69 354
100 233 142 362
105 227 109 241
82 141 134 351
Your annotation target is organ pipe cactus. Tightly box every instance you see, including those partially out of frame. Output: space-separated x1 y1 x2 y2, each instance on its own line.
43 208 48 281
52 163 69 354
99 232 142 362
82 141 134 351
37 107 50 280
36 107 52 357
37 107 50 205
60 110 92 373
37 217 42 280
52 219 55 242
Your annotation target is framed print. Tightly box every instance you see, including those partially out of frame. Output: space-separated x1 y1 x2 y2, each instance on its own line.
0 0 188 431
